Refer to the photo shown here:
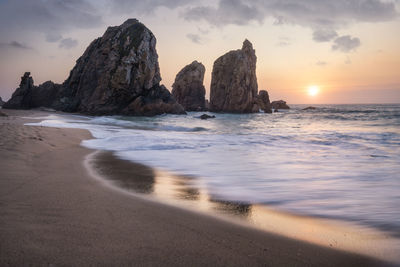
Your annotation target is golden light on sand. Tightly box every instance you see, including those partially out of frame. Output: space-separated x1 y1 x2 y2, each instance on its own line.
308 85 320 97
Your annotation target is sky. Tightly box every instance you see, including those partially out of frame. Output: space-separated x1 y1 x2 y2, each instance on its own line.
0 0 399 104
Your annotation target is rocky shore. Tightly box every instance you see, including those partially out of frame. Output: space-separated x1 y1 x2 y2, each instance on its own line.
3 19 288 115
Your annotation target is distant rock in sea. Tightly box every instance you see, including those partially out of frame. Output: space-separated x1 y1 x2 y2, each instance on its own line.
4 19 185 116
210 40 258 113
199 114 215 120
302 106 317 110
271 100 290 110
254 90 272 113
172 61 206 111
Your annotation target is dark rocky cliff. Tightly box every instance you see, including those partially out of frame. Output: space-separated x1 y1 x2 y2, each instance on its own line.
4 19 185 116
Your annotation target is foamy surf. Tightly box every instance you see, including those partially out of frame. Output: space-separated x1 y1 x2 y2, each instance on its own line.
26 104 400 237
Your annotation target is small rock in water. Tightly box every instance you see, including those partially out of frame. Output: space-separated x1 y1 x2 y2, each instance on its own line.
271 100 290 109
0 111 7 117
200 114 215 120
302 106 317 110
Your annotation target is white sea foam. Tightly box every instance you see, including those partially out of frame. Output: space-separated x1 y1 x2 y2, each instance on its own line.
26 104 400 233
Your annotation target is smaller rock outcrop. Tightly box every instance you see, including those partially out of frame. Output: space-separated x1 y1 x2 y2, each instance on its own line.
3 72 62 110
172 61 206 111
3 72 36 109
0 97 5 106
210 39 258 113
0 111 7 116
254 90 272 113
271 100 290 110
200 114 215 120
302 106 316 110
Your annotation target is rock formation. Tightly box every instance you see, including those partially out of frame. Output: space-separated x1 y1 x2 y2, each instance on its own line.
4 19 185 116
200 114 215 120
3 72 34 109
3 72 62 110
209 40 258 113
2 74 55 110
172 61 206 111
271 100 290 110
254 90 272 113
0 97 5 106
302 106 316 110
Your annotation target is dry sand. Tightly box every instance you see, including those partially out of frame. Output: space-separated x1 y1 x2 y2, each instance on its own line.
0 109 391 266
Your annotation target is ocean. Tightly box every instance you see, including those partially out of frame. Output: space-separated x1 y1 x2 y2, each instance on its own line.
27 104 400 236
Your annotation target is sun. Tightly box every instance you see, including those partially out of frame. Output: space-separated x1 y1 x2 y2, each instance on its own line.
308 85 320 97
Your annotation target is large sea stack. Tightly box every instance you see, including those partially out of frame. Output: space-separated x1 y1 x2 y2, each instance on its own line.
172 61 206 111
209 40 258 113
4 19 185 116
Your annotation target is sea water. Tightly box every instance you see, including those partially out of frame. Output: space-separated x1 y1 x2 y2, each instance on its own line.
27 104 400 235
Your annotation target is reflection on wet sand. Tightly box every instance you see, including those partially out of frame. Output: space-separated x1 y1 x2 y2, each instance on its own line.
91 151 400 264
93 152 255 219
94 152 155 194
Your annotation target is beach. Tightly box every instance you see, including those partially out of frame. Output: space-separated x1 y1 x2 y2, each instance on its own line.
0 109 392 266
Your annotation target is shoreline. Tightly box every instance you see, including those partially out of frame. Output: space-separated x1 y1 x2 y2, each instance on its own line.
88 150 400 264
0 109 395 266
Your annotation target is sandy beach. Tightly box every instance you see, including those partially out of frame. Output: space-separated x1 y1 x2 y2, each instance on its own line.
0 109 391 266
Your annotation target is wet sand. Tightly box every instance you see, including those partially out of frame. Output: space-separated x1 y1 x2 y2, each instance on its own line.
0 109 392 266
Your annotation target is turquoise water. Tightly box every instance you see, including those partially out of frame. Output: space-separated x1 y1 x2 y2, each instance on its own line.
28 104 400 235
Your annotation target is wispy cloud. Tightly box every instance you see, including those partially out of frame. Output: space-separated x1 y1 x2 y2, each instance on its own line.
276 37 291 47
59 38 78 49
182 0 398 29
332 36 361 52
45 33 63 43
186 33 203 44
182 0 398 49
313 29 338 42
316 61 328 66
0 41 32 50
108 0 198 14
0 0 103 41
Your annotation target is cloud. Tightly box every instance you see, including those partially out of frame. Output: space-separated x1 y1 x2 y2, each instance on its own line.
108 0 197 14
183 0 398 28
186 33 203 44
276 37 291 47
59 38 78 49
183 0 264 26
0 41 32 50
0 0 103 39
332 35 361 52
45 33 63 43
313 29 338 42
316 61 328 66
182 0 398 47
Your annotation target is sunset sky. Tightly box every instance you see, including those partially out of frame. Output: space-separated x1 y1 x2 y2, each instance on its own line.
0 0 399 104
